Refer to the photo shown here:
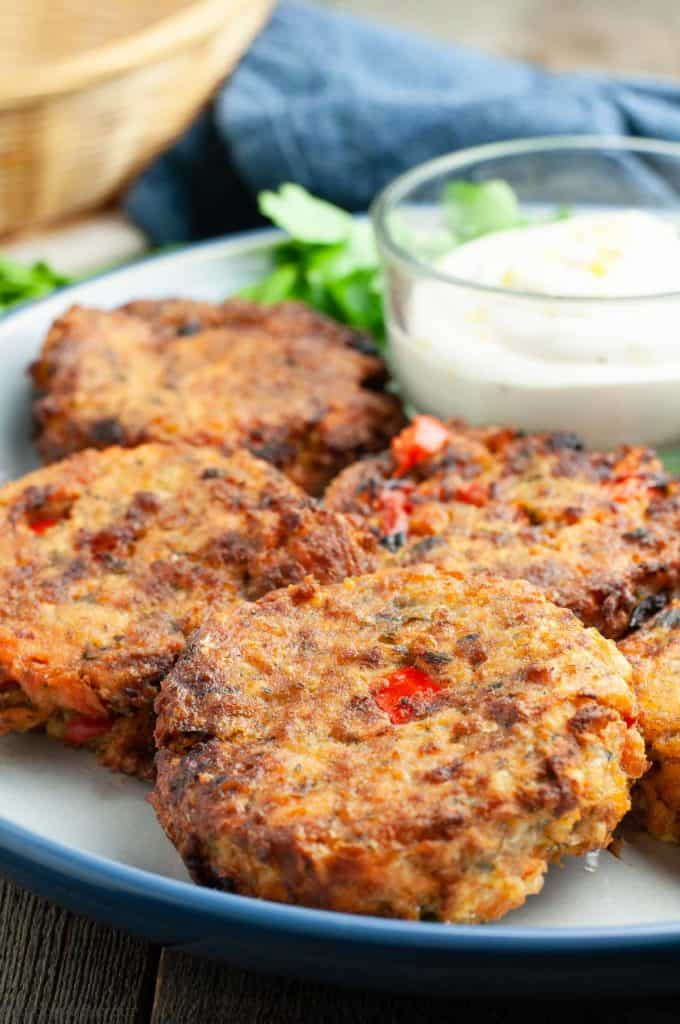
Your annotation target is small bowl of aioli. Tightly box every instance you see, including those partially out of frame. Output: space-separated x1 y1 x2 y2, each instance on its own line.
372 136 680 449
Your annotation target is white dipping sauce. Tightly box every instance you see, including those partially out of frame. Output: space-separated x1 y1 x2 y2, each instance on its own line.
389 211 680 448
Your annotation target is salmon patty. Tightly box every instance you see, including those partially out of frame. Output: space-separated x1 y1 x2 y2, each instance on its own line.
325 418 680 638
619 598 680 843
0 444 375 777
31 299 405 495
153 566 645 923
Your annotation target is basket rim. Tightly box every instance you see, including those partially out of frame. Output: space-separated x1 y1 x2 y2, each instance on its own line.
0 0 274 108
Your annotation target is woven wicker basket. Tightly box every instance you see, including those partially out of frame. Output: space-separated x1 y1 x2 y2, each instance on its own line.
0 0 274 236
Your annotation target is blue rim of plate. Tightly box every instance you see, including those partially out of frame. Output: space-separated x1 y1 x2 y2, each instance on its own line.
1 227 680 956
3 813 680 953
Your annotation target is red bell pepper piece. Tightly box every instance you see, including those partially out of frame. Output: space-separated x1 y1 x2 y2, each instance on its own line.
63 716 112 746
29 517 59 535
377 487 411 543
391 416 450 476
454 480 488 507
373 666 442 724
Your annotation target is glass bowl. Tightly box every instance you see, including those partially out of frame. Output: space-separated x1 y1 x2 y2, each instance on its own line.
371 135 680 449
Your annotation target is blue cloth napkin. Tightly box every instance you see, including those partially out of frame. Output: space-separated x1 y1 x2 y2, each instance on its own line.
125 0 680 244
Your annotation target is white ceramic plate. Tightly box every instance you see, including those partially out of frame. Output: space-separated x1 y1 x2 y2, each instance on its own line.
0 231 679 995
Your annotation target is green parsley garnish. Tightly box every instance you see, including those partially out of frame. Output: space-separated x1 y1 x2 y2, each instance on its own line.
0 256 71 314
240 184 384 342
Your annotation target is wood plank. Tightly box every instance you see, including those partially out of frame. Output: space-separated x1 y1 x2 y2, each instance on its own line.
150 952 472 1024
0 878 159 1024
151 950 680 1024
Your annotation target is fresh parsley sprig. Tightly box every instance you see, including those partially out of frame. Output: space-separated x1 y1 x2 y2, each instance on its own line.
0 256 71 314
240 185 384 342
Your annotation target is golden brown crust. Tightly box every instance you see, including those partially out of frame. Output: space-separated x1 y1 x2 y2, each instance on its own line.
325 422 680 638
31 299 405 495
0 443 375 775
153 566 645 923
93 709 157 780
619 599 680 843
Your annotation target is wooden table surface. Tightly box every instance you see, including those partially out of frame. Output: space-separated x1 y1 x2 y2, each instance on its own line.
3 1 680 1019
2 873 680 1022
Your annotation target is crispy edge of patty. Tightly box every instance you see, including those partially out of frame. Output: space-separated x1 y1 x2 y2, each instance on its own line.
619 598 680 843
152 566 646 923
0 443 376 777
30 299 405 495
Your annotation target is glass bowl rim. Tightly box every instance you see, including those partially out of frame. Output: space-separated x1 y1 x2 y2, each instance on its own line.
371 134 680 304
